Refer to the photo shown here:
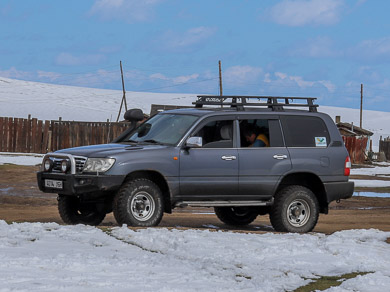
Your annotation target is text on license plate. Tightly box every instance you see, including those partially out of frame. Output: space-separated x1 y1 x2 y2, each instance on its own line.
45 179 63 189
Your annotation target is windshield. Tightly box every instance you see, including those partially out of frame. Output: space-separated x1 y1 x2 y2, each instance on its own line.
123 114 199 145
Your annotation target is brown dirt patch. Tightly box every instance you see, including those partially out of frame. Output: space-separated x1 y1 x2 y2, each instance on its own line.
1 165 390 234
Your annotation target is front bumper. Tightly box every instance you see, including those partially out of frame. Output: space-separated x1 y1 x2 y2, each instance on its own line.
37 171 125 196
324 181 354 203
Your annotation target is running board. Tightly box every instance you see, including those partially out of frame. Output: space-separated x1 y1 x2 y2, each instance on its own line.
175 199 273 208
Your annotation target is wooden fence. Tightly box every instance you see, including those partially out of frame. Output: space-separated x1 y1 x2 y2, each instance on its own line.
342 136 368 164
379 139 390 161
0 117 130 154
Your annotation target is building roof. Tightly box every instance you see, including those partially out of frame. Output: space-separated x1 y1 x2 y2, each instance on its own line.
337 122 373 136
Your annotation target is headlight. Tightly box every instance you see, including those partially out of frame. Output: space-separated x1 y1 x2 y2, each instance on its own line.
61 160 70 173
43 159 53 171
82 158 115 173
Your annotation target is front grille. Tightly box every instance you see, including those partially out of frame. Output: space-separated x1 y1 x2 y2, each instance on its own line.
44 155 87 174
51 157 68 173
75 157 87 173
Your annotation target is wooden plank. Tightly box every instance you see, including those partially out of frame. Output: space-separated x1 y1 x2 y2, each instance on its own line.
0 117 3 152
27 116 32 153
12 118 17 152
42 120 50 153
36 120 43 153
31 118 38 153
5 117 10 152
21 118 28 153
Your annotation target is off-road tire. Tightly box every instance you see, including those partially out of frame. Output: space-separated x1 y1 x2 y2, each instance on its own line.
214 207 258 226
113 179 164 227
58 195 106 226
270 185 319 233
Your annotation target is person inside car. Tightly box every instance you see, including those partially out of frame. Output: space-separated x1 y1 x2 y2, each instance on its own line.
243 125 269 147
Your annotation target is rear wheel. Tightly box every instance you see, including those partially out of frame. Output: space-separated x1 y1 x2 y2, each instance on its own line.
214 207 258 226
113 179 164 227
270 185 319 233
58 195 106 226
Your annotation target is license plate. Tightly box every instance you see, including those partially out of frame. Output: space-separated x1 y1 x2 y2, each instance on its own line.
45 179 63 189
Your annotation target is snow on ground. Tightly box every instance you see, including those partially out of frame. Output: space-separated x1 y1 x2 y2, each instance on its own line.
351 179 390 188
0 152 43 166
351 164 390 176
0 221 389 292
1 77 390 150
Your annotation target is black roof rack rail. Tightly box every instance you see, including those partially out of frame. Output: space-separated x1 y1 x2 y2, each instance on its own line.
193 95 318 112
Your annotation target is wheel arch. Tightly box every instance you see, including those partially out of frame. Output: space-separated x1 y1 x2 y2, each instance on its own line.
124 170 172 213
275 172 328 214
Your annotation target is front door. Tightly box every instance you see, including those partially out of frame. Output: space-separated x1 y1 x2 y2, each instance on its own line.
179 119 238 200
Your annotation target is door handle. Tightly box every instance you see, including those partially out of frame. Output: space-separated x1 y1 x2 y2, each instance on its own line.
221 155 236 161
273 154 288 160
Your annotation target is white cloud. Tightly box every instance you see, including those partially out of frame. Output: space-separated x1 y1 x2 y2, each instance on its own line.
224 65 263 84
156 26 217 52
265 0 345 26
149 72 199 84
266 71 335 92
348 37 390 61
89 0 162 23
288 36 341 58
55 53 106 66
0 67 35 80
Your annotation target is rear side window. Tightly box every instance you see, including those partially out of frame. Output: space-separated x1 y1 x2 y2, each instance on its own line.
281 116 330 147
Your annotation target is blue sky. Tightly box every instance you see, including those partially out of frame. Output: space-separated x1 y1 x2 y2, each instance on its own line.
1 0 390 111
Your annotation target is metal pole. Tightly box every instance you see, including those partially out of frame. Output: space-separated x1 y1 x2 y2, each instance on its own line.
120 61 128 111
219 60 223 96
360 83 363 128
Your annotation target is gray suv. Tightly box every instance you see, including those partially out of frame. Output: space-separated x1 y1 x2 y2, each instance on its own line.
37 96 354 233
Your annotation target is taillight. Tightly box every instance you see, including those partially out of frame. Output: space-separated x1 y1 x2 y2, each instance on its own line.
344 156 351 176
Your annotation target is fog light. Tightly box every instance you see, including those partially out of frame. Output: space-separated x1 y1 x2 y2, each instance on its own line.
44 159 52 172
61 160 70 173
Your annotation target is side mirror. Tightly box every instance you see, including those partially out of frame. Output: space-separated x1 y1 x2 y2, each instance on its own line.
124 109 144 122
186 137 203 148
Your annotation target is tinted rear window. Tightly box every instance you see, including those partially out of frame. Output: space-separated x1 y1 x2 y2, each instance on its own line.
281 116 330 147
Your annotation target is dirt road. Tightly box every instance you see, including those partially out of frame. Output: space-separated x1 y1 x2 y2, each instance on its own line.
1 164 390 234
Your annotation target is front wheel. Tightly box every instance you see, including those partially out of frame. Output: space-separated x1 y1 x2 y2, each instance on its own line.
113 179 164 227
214 207 258 226
58 195 106 226
270 185 319 233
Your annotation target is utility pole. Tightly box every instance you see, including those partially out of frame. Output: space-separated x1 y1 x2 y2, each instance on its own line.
116 61 128 122
218 60 223 96
360 83 363 128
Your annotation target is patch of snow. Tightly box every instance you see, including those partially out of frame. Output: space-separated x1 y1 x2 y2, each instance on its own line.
351 180 390 188
0 152 43 166
1 221 389 291
351 166 390 176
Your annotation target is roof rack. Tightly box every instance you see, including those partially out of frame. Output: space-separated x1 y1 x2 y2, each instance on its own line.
193 95 318 112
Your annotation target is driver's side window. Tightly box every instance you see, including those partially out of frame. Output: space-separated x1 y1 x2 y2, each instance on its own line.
193 120 233 148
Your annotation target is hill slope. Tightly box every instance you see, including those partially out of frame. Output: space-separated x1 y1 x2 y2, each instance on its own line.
1 77 389 150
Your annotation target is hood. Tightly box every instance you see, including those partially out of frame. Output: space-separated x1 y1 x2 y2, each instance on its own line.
55 143 166 158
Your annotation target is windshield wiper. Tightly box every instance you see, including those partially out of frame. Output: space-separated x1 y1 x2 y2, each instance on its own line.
123 140 139 144
142 139 163 144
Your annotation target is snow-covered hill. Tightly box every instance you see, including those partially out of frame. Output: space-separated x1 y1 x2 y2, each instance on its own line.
1 77 390 150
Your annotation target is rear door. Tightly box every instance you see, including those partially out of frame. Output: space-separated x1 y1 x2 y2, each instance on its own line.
237 115 292 200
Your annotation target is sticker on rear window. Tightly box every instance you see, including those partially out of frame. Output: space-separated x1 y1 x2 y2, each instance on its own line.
315 137 327 147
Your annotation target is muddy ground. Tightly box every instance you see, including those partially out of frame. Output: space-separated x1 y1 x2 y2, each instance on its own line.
1 164 390 235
